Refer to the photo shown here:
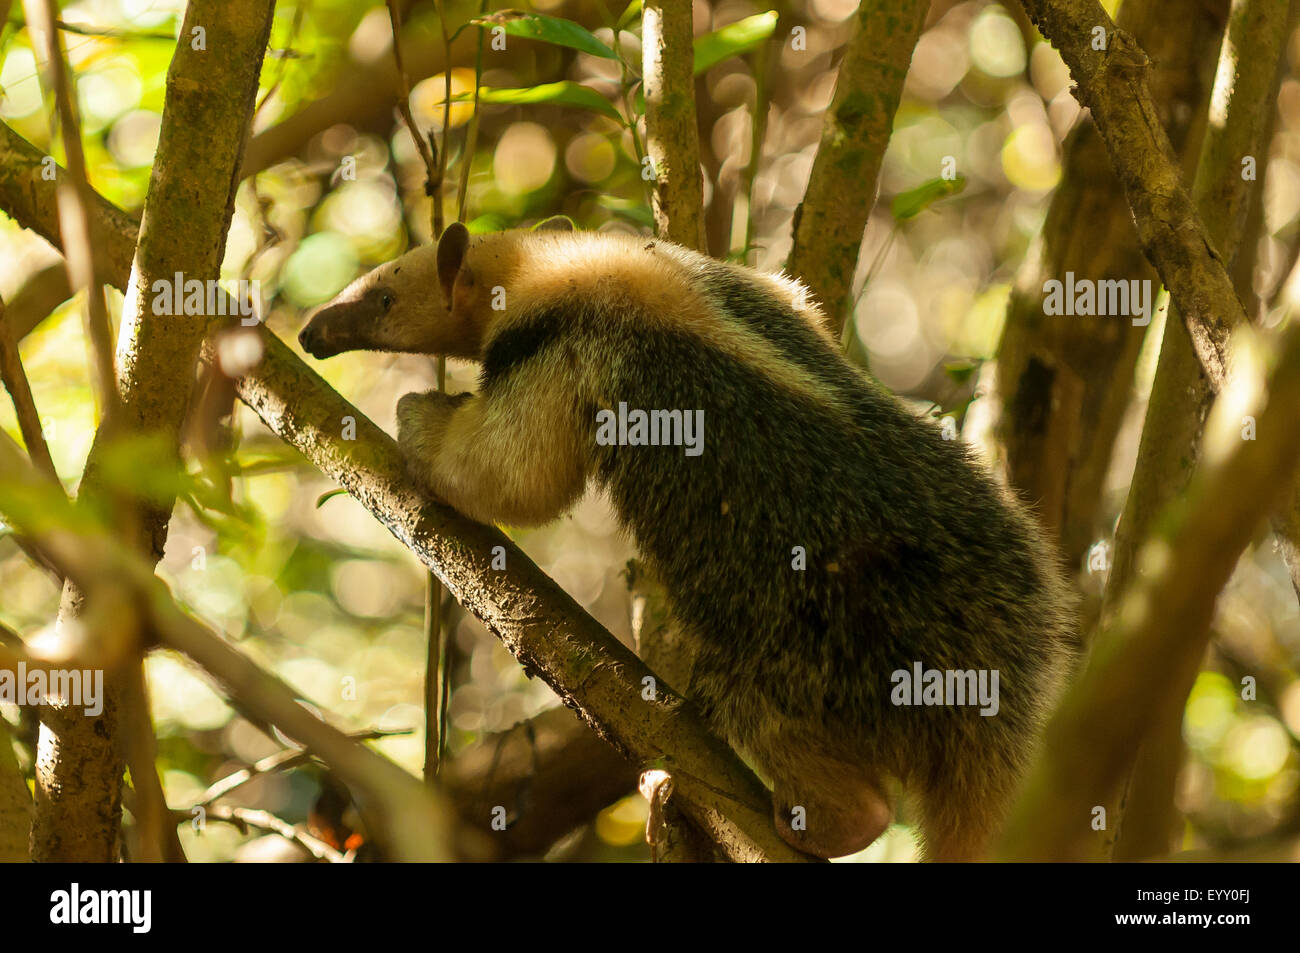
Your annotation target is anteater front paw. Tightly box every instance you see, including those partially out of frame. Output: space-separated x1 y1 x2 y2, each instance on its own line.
396 390 470 484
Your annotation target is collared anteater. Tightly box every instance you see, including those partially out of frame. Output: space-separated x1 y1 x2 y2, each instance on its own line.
299 221 1079 860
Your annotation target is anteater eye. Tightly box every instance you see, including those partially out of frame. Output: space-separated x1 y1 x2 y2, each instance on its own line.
381 293 393 312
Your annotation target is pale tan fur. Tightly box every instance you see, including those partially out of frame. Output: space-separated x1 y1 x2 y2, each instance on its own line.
397 348 588 527
454 231 852 419
749 269 839 343
403 229 861 528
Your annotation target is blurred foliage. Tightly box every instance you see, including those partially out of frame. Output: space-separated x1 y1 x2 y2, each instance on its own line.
0 0 1298 862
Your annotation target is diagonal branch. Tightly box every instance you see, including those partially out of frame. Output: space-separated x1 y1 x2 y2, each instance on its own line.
0 430 454 862
0 293 65 579
999 321 1300 861
994 0 1227 566
0 295 58 483
1023 0 1300 601
1015 0 1248 392
1102 0 1294 860
232 328 806 862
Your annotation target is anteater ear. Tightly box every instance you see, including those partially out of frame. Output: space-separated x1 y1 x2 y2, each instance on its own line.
437 222 470 307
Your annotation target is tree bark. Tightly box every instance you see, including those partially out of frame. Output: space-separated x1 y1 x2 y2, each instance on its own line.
0 714 31 862
1015 0 1248 392
786 0 929 335
1106 0 1294 861
995 0 1226 568
642 0 706 250
29 0 275 862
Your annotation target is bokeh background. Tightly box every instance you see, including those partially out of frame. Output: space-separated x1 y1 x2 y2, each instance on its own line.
1 0 1298 861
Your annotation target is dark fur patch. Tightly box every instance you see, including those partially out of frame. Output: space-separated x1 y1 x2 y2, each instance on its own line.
481 310 563 386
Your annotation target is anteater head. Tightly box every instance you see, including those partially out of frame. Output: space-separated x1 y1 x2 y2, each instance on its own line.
297 240 453 359
298 217 573 361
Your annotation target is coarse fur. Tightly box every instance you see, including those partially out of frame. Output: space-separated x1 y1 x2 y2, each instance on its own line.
300 223 1080 860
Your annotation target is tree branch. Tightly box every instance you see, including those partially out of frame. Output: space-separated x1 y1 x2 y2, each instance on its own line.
994 0 1227 567
786 0 929 334
1105 0 1294 861
198 805 348 862
999 322 1300 861
0 295 58 482
642 0 706 249
1015 0 1249 392
27 0 276 863
0 263 72 343
232 328 808 862
441 706 639 858
0 292 66 579
0 430 455 862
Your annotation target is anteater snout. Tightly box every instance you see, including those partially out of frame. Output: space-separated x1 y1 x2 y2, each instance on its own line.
298 319 338 359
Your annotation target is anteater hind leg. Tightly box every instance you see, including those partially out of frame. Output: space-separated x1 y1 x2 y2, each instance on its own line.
915 777 1007 862
763 744 894 859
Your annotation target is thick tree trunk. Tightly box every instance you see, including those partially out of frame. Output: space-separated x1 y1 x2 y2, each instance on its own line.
30 0 275 862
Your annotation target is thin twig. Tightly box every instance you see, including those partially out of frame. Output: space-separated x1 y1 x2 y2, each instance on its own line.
386 0 440 228
252 2 307 124
614 16 649 210
740 30 771 262
195 804 348 862
388 0 455 782
0 295 65 580
21 0 118 421
192 728 410 809
122 660 187 862
434 0 453 236
53 20 175 41
456 0 489 224
0 296 58 483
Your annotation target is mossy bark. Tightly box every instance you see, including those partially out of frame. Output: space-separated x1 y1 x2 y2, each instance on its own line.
786 0 929 334
25 0 275 862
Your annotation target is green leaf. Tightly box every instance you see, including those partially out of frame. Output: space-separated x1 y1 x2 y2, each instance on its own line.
693 11 778 75
459 82 625 122
531 214 577 231
471 11 619 60
316 488 349 508
615 0 643 31
890 175 968 223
